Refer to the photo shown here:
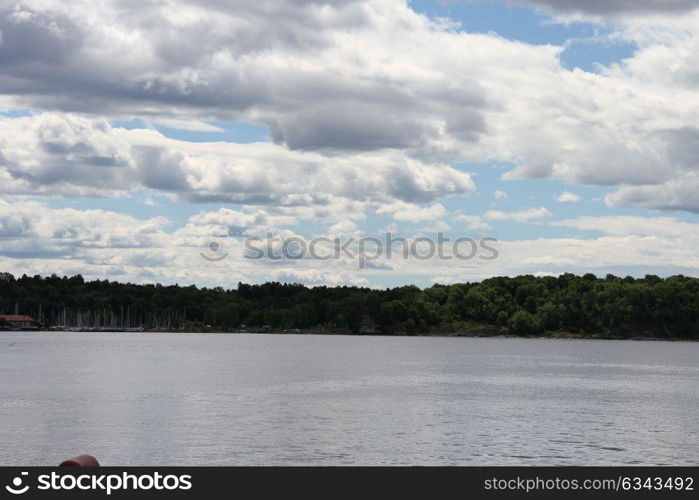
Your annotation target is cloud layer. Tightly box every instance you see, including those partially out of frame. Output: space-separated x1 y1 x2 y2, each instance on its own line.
1 1 699 212
2 199 699 287
0 113 475 210
2 0 699 286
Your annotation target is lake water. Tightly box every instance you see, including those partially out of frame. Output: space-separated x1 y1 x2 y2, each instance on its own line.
0 332 697 466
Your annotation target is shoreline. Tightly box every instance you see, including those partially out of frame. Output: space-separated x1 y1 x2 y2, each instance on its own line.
8 328 697 341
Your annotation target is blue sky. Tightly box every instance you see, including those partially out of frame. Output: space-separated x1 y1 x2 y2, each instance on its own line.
410 0 638 72
1 0 699 287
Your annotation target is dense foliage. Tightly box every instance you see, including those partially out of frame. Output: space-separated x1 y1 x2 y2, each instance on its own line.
1 272 698 338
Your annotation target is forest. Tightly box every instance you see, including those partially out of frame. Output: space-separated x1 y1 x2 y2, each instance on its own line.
0 272 698 339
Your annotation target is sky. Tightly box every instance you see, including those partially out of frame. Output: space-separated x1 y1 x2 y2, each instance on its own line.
1 0 699 288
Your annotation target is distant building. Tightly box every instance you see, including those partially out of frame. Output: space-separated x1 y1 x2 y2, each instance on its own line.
0 315 37 329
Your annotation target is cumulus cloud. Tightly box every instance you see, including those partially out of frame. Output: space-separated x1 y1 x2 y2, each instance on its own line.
492 16 699 212
0 199 368 286
0 113 135 197
2 1 699 214
0 0 487 154
0 200 171 262
0 113 475 211
555 191 581 203
185 208 296 236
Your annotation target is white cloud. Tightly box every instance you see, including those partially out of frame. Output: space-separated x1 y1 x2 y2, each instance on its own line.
484 206 553 223
0 200 171 254
327 220 359 236
271 269 369 287
375 202 448 222
139 196 158 207
552 215 699 238
494 190 509 201
152 118 225 133
0 199 372 286
454 214 491 231
555 190 581 203
186 207 296 236
420 220 452 232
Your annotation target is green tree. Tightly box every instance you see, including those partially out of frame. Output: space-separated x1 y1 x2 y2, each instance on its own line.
508 310 542 336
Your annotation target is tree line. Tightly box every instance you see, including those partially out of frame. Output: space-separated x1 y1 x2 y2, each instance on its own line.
0 272 697 338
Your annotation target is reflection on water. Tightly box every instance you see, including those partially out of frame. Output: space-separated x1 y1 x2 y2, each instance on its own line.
0 332 697 465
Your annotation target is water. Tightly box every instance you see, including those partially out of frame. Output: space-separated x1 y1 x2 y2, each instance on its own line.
0 332 697 466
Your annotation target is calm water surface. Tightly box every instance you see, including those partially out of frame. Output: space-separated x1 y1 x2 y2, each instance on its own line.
0 332 697 465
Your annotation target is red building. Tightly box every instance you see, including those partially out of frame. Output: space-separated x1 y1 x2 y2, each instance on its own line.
0 315 37 329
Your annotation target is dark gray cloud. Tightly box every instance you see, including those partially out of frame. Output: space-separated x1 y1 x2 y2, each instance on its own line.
605 127 699 213
0 9 82 65
606 178 699 213
505 0 698 15
664 127 699 169
268 104 436 151
0 1 487 154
